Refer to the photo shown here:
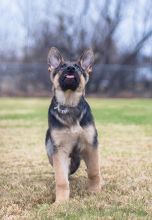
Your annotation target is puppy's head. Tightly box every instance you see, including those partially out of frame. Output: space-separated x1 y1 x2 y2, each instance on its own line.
47 47 94 92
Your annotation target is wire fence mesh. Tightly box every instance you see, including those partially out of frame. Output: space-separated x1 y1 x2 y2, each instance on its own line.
0 63 152 97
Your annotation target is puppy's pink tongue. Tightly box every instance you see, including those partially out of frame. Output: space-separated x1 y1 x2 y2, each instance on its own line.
66 75 74 79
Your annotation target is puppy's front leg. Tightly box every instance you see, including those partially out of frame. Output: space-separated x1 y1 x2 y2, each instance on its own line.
83 146 101 192
53 150 70 203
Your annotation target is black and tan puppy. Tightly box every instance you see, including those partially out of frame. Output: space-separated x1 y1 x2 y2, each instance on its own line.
45 47 101 202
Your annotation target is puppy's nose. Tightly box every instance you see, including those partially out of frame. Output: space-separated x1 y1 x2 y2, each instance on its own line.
67 66 75 73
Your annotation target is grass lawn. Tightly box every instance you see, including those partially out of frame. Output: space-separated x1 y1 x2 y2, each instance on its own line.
0 98 152 220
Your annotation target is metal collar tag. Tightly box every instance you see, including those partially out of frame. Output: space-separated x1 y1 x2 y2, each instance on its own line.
54 104 69 114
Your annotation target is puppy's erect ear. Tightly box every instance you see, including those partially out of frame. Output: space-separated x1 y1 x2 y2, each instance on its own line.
79 49 94 71
47 47 63 71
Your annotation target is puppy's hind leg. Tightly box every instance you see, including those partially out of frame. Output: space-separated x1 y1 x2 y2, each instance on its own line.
45 129 53 165
69 145 81 175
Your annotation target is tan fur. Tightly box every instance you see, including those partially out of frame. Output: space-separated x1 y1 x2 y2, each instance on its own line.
82 146 101 192
53 151 70 202
52 124 95 153
55 89 83 107
52 125 82 153
82 125 96 145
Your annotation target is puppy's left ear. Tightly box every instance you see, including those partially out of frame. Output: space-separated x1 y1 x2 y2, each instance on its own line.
79 49 94 72
47 47 64 72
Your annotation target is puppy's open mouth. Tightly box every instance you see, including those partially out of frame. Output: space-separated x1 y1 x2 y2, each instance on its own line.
65 75 75 79
64 74 76 83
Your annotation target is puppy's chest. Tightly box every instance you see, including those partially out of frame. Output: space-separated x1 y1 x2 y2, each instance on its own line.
51 123 96 150
49 98 96 150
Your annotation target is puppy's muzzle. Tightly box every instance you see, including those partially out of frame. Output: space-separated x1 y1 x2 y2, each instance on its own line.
59 66 80 91
64 66 76 78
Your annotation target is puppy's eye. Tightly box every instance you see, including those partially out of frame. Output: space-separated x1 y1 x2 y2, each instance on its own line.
74 64 80 70
61 64 67 68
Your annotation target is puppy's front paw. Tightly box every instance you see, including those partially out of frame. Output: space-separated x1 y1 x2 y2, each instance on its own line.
88 176 102 193
88 183 101 193
55 188 69 203
55 197 69 204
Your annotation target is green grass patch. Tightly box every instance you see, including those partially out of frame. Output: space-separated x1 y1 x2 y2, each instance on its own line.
0 98 152 125
0 97 152 219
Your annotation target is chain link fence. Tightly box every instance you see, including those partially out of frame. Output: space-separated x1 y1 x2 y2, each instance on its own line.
0 63 152 97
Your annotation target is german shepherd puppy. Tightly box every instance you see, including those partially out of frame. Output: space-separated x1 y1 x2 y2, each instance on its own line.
45 47 101 203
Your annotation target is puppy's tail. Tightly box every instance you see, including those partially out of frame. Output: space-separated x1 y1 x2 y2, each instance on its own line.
69 146 81 175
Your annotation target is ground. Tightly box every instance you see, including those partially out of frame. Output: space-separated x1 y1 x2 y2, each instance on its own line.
0 98 152 220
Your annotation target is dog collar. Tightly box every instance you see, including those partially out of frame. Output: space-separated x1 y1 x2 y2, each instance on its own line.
54 103 69 114
52 96 85 117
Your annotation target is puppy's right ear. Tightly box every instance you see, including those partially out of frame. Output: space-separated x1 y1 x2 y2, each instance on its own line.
47 47 63 72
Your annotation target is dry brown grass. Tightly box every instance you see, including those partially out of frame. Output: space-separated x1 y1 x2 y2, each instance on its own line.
0 98 152 219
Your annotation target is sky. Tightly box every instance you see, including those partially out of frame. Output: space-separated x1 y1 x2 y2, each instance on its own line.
0 0 151 58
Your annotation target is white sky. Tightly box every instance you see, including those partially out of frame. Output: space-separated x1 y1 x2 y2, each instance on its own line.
0 0 151 58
